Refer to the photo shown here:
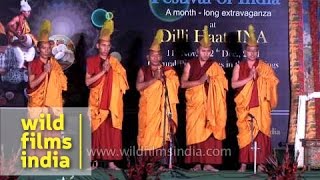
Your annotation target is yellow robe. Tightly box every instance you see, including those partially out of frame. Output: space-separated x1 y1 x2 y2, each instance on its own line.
89 57 129 132
22 20 37 45
186 62 228 145
27 57 67 118
137 69 179 150
235 60 279 149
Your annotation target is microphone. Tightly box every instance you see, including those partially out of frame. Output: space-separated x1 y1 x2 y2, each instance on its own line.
248 113 255 119
160 66 167 84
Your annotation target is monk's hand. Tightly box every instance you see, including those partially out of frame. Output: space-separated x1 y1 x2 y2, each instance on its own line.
154 67 164 82
14 30 22 38
17 35 23 41
253 66 258 79
44 63 51 73
249 66 257 80
199 74 208 84
102 60 110 72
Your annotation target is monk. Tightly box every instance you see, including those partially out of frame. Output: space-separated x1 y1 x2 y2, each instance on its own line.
231 24 279 172
136 29 179 165
26 20 67 160
181 26 228 172
86 19 128 170
7 0 37 45
27 20 67 118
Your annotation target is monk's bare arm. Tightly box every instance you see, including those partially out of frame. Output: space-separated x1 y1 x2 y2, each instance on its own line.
85 71 105 87
180 62 205 89
7 16 19 36
136 68 157 91
28 65 47 89
231 64 252 89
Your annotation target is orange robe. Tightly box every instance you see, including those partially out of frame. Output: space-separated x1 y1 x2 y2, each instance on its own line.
185 59 228 164
137 66 179 155
235 60 279 164
27 57 67 117
27 57 67 157
87 55 128 160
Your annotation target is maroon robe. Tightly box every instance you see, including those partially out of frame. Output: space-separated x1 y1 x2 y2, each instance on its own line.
27 58 45 94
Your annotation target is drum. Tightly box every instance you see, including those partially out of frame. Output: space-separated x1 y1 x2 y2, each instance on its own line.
50 35 75 70
13 46 35 68
20 34 33 48
12 34 36 68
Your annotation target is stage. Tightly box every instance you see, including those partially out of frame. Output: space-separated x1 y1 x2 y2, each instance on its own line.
16 168 320 180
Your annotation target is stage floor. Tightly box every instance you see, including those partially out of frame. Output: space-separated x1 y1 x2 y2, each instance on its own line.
17 168 320 180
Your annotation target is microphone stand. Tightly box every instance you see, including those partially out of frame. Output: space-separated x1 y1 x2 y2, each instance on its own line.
245 113 264 178
160 71 172 167
159 70 189 178
161 78 168 166
248 114 258 174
